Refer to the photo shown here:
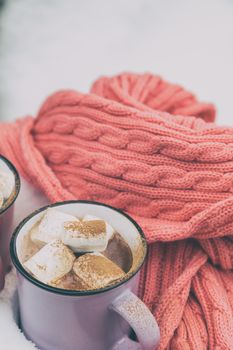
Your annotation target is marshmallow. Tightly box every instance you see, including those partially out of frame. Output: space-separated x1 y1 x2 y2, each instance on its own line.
83 215 115 240
52 272 87 290
63 219 107 252
31 208 77 245
73 253 126 289
0 191 4 209
24 239 75 284
0 170 14 199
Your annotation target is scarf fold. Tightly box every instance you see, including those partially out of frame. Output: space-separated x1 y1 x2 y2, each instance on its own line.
1 72 233 349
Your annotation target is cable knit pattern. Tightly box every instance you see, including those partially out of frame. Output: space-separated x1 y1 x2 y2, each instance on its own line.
91 73 216 123
0 73 233 349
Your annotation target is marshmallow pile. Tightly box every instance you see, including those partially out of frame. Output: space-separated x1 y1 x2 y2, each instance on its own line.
0 170 14 209
23 208 128 290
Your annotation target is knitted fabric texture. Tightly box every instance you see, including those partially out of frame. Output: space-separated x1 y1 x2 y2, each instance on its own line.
0 72 233 349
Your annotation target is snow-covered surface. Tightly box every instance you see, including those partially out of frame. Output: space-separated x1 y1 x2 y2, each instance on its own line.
0 270 36 349
0 0 233 348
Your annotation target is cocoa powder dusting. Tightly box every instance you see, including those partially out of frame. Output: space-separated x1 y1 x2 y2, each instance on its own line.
52 272 87 290
64 220 106 237
73 254 126 289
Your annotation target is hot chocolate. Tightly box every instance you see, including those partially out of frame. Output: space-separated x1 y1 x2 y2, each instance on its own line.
21 208 133 291
103 232 133 273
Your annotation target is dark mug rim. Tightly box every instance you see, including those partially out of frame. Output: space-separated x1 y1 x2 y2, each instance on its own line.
0 154 21 215
10 200 148 296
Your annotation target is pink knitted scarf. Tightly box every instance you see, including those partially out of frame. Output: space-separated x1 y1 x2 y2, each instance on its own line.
1 73 233 349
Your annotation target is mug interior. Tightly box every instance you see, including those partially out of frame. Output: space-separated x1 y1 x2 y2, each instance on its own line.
0 155 20 214
11 201 147 295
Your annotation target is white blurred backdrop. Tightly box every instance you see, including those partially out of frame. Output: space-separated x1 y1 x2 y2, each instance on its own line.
0 0 233 124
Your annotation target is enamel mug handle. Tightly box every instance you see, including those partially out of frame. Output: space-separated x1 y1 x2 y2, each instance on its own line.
110 290 160 350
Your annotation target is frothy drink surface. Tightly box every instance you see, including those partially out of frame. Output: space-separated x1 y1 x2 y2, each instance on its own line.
21 209 134 291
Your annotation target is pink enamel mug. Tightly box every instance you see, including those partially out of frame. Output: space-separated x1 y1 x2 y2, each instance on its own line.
0 154 20 290
10 200 160 350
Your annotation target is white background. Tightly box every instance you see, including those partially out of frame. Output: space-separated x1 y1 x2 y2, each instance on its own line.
0 0 233 125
